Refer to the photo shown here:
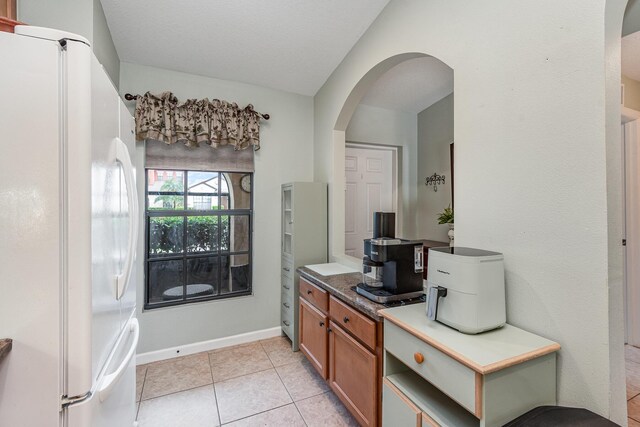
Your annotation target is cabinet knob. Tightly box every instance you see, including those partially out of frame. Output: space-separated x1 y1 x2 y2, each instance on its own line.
283 285 290 290
307 290 312 295
343 316 350 323
319 321 325 327
283 320 290 327
283 267 290 272
283 302 290 309
414 352 425 364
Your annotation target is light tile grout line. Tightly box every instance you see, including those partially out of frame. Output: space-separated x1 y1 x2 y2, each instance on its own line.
219 402 298 426
271 355 308 427
139 382 215 402
135 366 148 421
208 353 222 427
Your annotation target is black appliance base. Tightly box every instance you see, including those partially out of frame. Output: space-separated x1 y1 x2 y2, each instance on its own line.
355 283 424 304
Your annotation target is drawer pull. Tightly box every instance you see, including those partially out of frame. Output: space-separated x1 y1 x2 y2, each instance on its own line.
414 352 425 364
319 321 325 327
343 316 349 323
283 285 290 290
283 267 290 272
283 302 290 309
307 290 313 295
282 320 290 327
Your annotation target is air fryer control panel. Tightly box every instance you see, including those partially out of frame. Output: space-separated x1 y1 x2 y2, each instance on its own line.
414 246 423 273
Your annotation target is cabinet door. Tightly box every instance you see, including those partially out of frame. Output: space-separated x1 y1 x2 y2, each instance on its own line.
329 321 377 427
382 378 423 427
299 298 328 379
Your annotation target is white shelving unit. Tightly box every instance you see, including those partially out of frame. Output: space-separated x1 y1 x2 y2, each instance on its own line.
281 182 327 350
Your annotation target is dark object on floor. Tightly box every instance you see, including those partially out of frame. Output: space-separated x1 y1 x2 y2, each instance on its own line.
503 406 619 427
162 284 215 301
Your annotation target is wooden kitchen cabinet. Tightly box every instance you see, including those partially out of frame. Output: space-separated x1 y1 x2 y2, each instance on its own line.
299 276 382 426
329 320 377 427
0 0 20 33
299 297 328 379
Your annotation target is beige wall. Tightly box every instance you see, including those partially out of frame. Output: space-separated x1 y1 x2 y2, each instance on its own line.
120 62 314 354
314 0 627 421
623 74 640 111
416 93 453 242
624 0 640 36
18 0 121 87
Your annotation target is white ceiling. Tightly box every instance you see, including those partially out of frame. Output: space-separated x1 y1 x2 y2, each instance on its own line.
623 31 640 82
100 0 390 96
359 57 454 114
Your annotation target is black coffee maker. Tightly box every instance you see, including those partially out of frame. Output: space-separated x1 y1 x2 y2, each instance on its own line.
357 213 424 303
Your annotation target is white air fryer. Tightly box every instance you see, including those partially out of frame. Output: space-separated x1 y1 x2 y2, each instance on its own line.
425 247 506 334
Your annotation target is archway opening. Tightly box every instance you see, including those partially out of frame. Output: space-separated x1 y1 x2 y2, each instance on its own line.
330 53 454 265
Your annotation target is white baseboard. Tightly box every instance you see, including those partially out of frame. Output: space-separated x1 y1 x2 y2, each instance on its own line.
136 326 282 365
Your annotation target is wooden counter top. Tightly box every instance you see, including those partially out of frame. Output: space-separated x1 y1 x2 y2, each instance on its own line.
297 266 386 321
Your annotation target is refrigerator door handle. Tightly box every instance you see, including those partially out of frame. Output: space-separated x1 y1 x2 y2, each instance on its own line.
114 137 139 300
97 318 139 402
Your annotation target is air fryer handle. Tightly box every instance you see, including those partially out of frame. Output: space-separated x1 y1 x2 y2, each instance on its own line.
427 286 448 321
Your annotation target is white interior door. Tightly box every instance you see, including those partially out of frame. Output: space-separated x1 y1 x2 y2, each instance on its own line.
345 145 395 259
624 119 640 346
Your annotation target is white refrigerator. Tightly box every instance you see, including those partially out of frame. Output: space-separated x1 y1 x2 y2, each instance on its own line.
0 26 139 427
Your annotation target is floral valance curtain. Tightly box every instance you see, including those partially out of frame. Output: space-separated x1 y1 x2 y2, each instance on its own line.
135 92 263 151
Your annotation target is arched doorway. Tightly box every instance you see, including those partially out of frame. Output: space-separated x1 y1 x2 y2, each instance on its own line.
330 52 454 264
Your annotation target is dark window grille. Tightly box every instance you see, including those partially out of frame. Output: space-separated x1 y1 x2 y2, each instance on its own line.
144 169 252 309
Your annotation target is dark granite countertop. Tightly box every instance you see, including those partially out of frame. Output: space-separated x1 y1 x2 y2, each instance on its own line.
0 339 12 364
297 266 386 321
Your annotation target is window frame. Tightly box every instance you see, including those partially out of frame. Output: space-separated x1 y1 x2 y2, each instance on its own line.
144 168 253 310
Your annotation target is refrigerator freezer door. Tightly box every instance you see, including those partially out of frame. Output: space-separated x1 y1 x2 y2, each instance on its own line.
0 30 65 426
67 316 138 427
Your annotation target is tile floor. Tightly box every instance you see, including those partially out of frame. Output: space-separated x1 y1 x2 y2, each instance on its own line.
627 345 640 426
135 336 358 426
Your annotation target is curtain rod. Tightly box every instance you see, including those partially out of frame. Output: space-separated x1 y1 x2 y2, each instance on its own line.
123 93 270 120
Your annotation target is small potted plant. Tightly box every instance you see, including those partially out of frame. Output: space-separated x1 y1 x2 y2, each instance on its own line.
437 205 454 246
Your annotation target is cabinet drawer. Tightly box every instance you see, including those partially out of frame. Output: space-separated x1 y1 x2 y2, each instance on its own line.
281 314 292 335
281 293 294 314
300 277 328 312
282 279 294 303
282 274 294 294
329 296 376 351
281 257 294 278
384 321 477 414
382 378 422 427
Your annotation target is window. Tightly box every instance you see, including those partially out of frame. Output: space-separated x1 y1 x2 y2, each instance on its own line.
145 169 252 309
